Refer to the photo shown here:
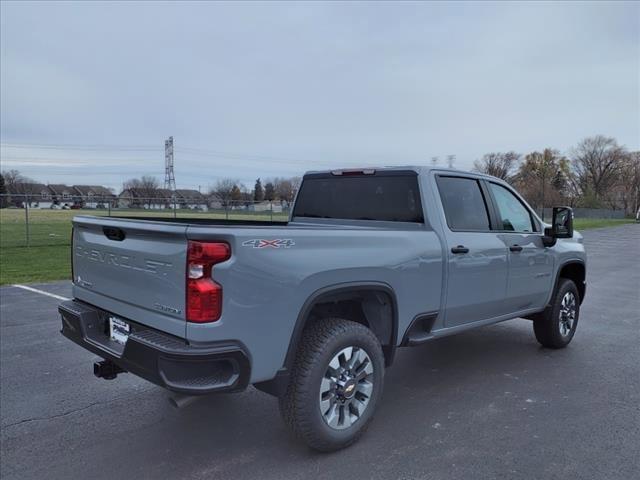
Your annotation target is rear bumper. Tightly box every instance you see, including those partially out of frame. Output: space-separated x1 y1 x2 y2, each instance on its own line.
59 300 251 395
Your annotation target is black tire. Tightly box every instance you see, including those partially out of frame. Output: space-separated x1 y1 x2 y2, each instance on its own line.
534 278 580 348
279 318 385 452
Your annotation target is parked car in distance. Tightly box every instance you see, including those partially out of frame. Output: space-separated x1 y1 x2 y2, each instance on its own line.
59 166 586 451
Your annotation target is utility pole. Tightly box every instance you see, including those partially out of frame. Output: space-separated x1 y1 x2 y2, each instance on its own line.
541 166 546 221
164 136 176 192
431 156 439 166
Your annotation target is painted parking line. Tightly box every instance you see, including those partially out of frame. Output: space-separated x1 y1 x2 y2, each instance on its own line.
11 284 70 301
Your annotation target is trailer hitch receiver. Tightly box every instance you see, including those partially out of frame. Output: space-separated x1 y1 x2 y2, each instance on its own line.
93 360 125 380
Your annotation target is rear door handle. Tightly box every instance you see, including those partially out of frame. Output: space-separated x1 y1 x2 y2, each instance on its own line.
451 245 469 254
510 244 523 252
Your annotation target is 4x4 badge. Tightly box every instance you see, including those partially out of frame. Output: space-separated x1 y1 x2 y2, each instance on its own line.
242 239 295 249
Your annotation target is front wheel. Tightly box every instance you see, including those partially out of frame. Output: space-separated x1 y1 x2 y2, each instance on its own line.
279 318 385 452
534 278 580 348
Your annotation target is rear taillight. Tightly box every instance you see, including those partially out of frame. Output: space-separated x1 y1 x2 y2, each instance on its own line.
186 241 230 323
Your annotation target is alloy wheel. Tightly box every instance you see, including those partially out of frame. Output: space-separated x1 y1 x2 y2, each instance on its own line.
319 346 374 430
559 291 577 337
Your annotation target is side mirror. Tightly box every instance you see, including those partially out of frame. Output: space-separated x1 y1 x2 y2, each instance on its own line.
542 206 573 247
552 206 573 238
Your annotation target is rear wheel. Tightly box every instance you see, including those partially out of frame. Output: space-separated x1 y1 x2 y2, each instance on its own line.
279 318 384 452
534 278 580 348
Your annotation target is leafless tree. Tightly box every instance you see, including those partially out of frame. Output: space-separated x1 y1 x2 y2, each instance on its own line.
268 176 302 204
609 151 640 215
290 176 302 199
124 175 160 207
571 135 626 205
473 152 520 181
1 169 39 206
514 149 570 215
210 178 240 207
1 169 35 188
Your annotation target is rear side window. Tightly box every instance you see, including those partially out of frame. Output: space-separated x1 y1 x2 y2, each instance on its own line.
489 183 535 232
436 176 491 231
293 174 424 222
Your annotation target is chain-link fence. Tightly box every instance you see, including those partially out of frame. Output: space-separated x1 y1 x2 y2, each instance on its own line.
2 193 634 249
542 207 626 220
0 194 290 248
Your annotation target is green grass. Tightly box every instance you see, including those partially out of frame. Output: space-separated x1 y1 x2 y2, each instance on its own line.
573 218 635 230
0 209 635 285
0 207 287 285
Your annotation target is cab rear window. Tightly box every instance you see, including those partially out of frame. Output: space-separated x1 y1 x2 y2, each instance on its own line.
293 172 424 223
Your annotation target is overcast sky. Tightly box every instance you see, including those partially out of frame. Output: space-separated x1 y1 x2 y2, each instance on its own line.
1 1 638 191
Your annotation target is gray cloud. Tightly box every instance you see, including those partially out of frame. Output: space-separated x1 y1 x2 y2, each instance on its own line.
1 1 638 190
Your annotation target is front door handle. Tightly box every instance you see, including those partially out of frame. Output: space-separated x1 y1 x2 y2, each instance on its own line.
451 245 469 254
510 244 523 252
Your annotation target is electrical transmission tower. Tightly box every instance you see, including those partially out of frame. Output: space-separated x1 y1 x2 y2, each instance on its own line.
446 154 456 168
164 136 176 191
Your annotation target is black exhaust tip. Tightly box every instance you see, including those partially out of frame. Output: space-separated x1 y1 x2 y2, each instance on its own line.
93 360 125 380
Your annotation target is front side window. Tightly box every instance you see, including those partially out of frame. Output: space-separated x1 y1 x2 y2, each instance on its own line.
489 183 534 232
436 176 490 231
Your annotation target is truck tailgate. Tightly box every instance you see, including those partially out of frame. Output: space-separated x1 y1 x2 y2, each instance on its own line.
72 216 188 330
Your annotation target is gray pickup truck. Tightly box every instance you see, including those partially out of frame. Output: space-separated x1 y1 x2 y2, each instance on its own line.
59 166 586 451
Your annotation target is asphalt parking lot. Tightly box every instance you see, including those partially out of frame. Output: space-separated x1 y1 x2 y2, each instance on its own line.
1 224 639 480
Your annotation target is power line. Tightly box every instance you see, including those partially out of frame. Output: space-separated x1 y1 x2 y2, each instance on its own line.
176 146 311 165
0 171 163 176
0 156 158 163
1 142 161 152
3 141 423 171
1 141 316 166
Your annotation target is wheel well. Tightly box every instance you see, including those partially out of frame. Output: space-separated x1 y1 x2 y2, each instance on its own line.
295 287 397 368
559 262 586 303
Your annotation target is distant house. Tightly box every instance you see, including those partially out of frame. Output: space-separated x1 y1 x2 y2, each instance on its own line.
72 185 115 209
48 184 78 207
117 189 137 209
117 188 210 211
118 188 170 210
208 193 223 210
37 186 55 209
174 189 208 210
4 182 118 209
6 182 49 208
247 201 283 213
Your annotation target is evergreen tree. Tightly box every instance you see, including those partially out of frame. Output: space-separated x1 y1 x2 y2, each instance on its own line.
264 182 276 201
254 178 264 202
